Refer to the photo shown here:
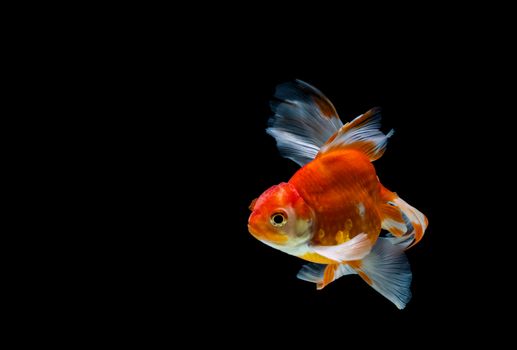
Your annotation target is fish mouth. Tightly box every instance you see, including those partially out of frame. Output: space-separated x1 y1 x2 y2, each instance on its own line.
247 224 259 238
248 223 268 242
247 223 287 245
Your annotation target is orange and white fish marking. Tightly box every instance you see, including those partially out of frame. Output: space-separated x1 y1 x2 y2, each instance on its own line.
248 80 428 309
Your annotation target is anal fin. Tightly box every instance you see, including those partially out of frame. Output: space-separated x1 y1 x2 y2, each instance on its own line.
297 263 356 288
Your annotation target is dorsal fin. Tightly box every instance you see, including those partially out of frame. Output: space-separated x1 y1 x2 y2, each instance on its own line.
267 80 343 166
318 107 394 161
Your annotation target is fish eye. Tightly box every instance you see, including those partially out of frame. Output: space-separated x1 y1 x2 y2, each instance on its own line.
270 212 287 227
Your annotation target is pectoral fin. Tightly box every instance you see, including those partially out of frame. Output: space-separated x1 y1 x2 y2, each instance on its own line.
310 233 372 262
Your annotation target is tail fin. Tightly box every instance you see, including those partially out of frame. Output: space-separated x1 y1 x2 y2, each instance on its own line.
351 237 412 309
379 185 428 249
318 107 394 161
296 238 412 309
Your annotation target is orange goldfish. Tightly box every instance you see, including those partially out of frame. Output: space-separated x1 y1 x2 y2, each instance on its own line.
248 80 428 309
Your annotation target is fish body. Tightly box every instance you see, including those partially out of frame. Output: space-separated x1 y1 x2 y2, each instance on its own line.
291 148 380 251
248 80 428 309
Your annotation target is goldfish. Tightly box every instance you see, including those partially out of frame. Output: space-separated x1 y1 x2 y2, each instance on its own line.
248 80 428 309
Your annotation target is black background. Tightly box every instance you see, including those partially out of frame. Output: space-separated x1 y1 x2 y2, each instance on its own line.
121 63 504 340
197 71 471 325
98 28 513 343
17 7 515 346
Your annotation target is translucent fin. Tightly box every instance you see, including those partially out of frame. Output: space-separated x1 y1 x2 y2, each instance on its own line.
319 107 393 161
354 238 412 309
310 233 371 262
379 185 428 249
297 263 356 287
380 202 408 237
297 263 327 283
393 197 428 249
267 80 343 166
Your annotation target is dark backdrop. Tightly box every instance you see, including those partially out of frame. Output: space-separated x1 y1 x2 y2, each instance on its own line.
199 70 468 323
110 52 509 343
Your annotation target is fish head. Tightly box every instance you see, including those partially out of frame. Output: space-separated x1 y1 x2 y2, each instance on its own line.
248 182 315 248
